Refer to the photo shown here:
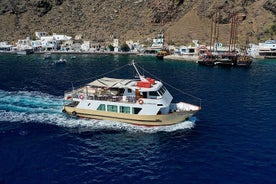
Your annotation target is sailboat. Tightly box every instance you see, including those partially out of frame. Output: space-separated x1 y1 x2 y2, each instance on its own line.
197 12 252 67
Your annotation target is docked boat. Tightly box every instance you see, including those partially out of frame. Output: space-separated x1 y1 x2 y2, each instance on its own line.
236 55 253 66
17 49 34 55
138 49 159 56
62 62 201 126
156 49 170 59
197 52 216 66
197 51 252 67
197 13 252 67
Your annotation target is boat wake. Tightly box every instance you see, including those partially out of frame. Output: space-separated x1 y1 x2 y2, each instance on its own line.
0 90 196 133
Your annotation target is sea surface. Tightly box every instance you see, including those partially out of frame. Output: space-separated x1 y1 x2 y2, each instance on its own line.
0 53 275 184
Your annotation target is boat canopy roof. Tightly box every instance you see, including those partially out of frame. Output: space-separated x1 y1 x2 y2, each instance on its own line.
87 77 134 88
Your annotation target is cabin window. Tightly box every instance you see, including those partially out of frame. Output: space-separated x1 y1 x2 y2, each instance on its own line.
149 91 158 96
97 104 106 111
158 86 167 95
107 105 117 112
189 49 195 53
158 89 163 95
127 89 132 93
132 107 142 114
142 92 147 98
120 106 130 114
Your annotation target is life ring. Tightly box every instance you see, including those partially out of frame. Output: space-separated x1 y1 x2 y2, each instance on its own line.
138 99 144 105
78 94 84 100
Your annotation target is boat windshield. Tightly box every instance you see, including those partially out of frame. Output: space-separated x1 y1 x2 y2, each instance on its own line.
157 86 167 96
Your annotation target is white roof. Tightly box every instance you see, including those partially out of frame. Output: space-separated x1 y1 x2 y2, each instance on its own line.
87 77 133 88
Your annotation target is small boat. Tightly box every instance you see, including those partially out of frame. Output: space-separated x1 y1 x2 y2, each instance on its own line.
156 49 170 59
17 49 34 55
55 58 66 64
197 52 216 66
138 49 159 56
236 55 253 67
62 62 201 126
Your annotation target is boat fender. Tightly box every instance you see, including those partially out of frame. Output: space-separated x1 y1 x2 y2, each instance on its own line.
72 111 77 116
138 99 144 105
79 94 84 100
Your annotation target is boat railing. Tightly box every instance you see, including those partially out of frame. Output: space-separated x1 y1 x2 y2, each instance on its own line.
65 87 139 103
88 95 139 103
86 94 137 103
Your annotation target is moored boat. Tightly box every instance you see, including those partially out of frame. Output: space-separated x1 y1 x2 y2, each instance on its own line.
62 62 201 126
17 49 34 55
236 55 253 66
197 13 252 67
55 58 66 64
197 51 252 67
156 49 170 59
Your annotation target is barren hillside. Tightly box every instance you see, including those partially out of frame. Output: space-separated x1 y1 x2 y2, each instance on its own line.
0 0 275 46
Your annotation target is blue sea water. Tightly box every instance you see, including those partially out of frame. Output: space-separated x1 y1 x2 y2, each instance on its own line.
0 54 275 184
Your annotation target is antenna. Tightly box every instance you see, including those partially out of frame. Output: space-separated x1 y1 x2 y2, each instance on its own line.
132 60 148 82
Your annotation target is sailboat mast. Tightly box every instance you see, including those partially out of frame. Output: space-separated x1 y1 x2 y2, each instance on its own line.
210 16 214 51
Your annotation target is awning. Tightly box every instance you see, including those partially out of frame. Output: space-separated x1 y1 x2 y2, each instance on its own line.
87 77 133 88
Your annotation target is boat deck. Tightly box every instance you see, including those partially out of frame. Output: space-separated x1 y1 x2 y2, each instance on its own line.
66 85 137 103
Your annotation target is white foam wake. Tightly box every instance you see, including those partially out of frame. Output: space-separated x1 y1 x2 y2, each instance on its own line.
0 90 196 133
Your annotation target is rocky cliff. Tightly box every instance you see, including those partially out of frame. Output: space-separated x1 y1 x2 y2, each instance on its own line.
0 0 275 46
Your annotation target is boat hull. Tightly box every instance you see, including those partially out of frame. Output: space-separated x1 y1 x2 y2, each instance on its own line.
164 55 199 62
62 106 198 126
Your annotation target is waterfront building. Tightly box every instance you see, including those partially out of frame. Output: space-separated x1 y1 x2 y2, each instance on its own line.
248 40 276 59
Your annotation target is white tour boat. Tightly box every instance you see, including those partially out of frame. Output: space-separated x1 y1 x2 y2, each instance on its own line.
62 62 201 126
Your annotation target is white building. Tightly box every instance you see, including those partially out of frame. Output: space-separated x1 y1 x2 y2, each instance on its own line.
0 42 13 51
16 37 33 51
81 41 90 51
40 33 72 51
35 32 48 39
248 40 276 59
113 39 119 52
126 40 141 52
151 33 164 49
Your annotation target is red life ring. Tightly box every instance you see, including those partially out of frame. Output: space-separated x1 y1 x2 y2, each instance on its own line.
79 94 84 100
138 99 144 105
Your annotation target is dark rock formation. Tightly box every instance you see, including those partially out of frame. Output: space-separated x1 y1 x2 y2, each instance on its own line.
0 0 274 44
263 0 276 15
